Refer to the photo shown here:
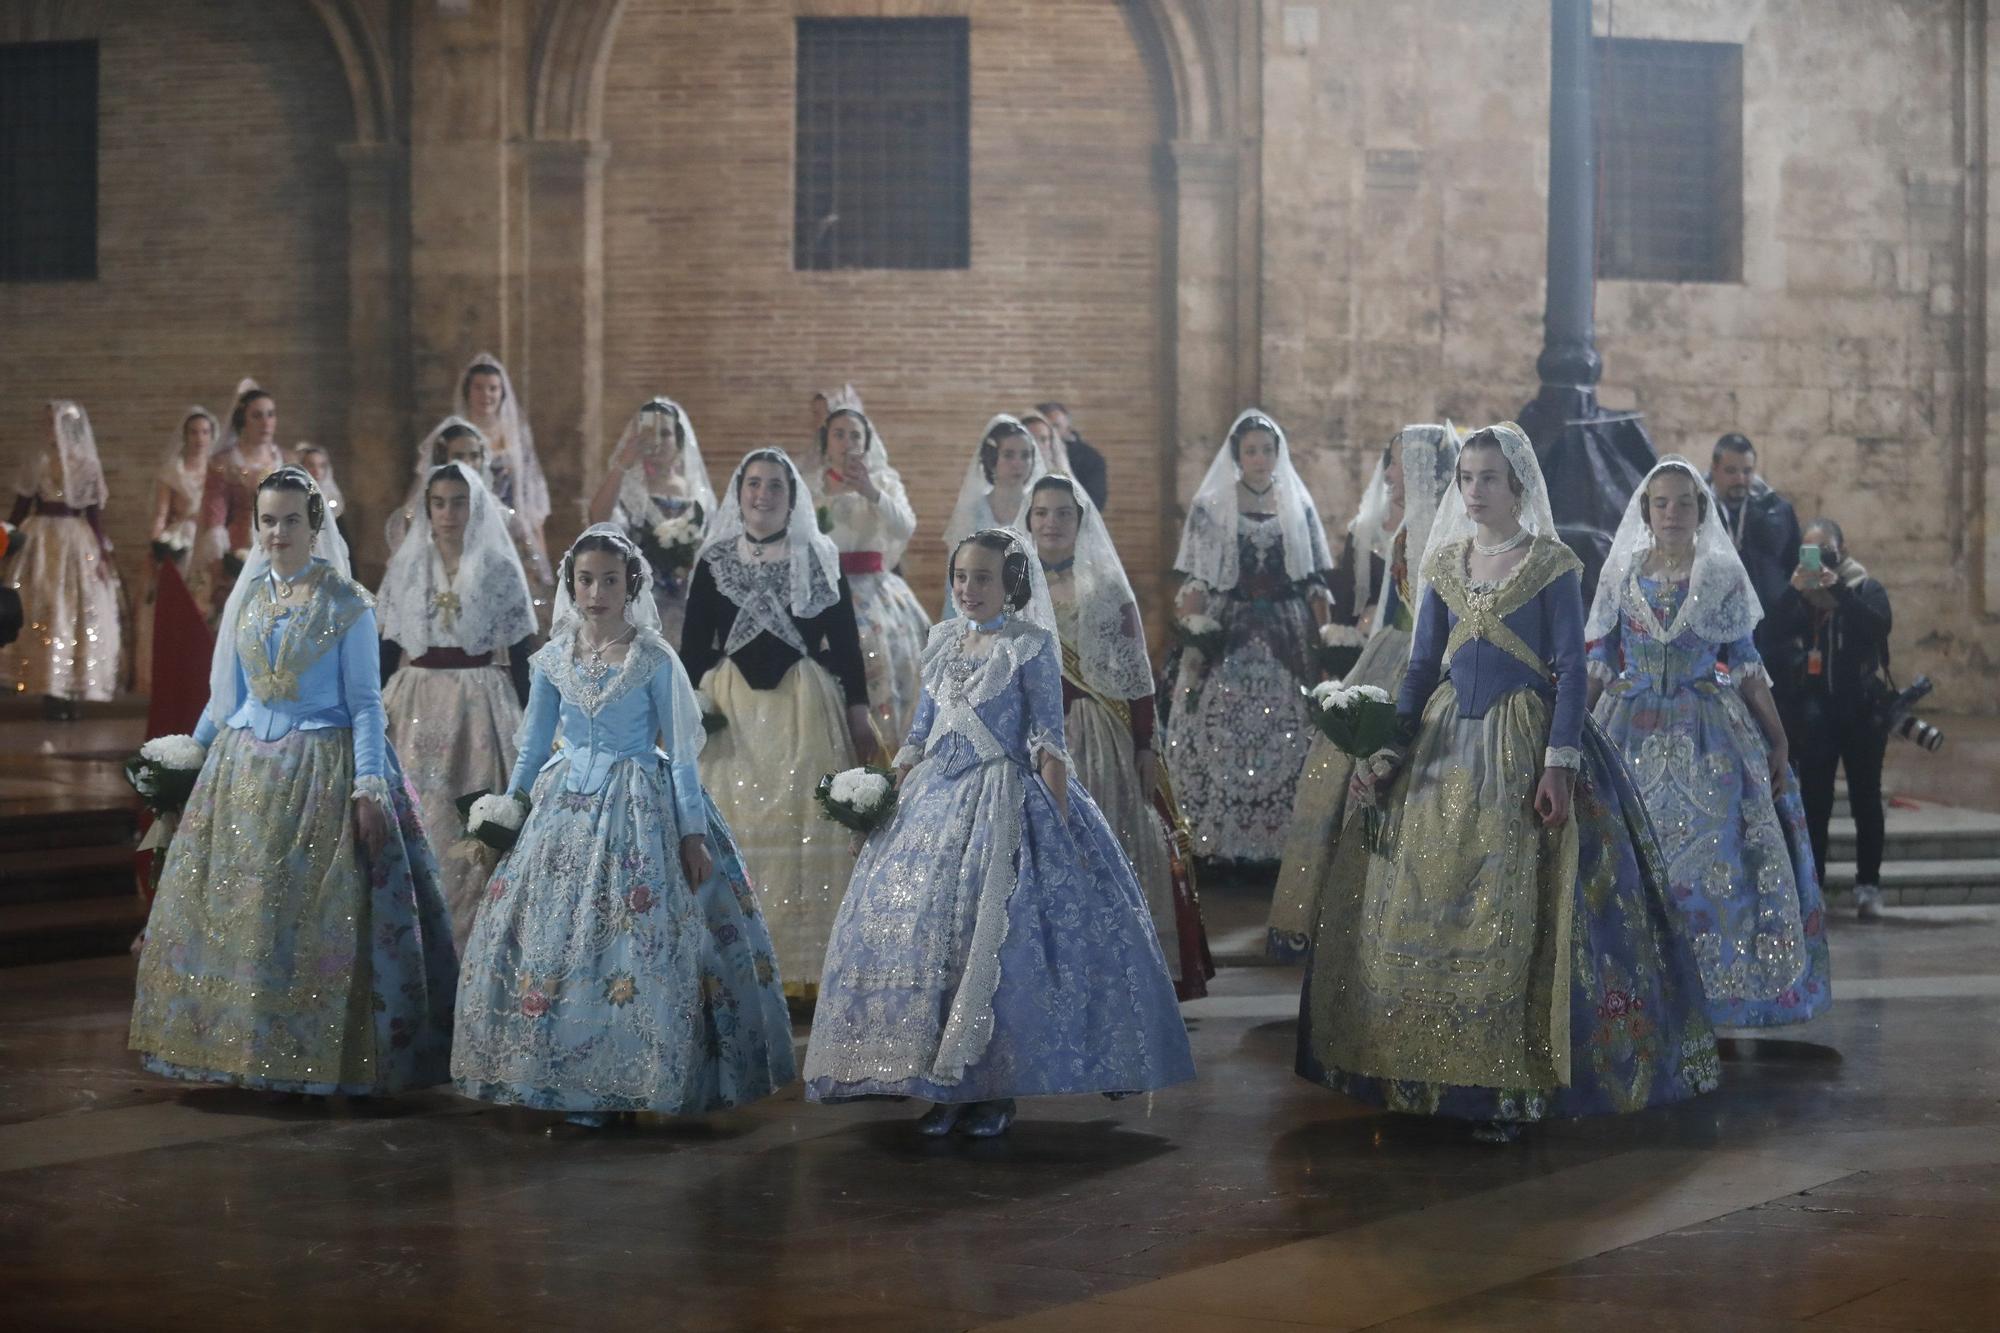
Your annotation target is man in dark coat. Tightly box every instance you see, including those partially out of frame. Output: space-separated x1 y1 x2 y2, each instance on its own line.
1037 402 1109 513
1709 433 1803 714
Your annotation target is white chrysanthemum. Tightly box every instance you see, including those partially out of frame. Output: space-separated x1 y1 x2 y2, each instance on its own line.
139 734 205 770
1180 613 1222 635
467 793 526 834
653 513 701 547
1347 684 1392 705
828 768 892 809
1307 680 1344 707
1319 622 1368 648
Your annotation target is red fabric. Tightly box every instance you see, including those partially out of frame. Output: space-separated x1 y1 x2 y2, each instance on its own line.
1156 793 1216 1000
839 550 885 575
146 562 214 739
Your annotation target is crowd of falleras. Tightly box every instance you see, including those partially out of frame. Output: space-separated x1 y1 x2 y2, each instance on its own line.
0 354 1870 1142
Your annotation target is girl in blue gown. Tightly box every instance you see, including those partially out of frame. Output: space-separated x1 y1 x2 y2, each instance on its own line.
1586 458 1829 1028
131 467 457 1096
803 529 1195 1138
1296 426 1719 1140
451 525 795 1128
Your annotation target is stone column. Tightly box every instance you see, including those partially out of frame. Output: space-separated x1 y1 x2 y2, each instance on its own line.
524 138 608 556
337 140 411 577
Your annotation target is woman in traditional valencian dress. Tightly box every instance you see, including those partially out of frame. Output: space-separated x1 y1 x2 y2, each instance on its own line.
679 450 871 1000
1161 409 1335 867
455 352 554 619
1587 458 1829 1028
387 416 554 593
452 525 794 1129
377 462 539 950
1266 425 1459 960
809 406 932 747
130 467 457 1096
586 398 715 647
191 381 286 623
941 415 1046 615
1 400 122 715
1020 473 1213 999
803 529 1195 1137
1297 426 1719 1141
135 408 216 697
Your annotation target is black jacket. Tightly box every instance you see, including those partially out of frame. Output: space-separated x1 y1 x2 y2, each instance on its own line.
1065 435 1109 513
1769 567 1893 705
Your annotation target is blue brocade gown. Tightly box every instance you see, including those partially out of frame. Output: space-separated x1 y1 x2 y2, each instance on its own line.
1297 538 1720 1122
130 564 458 1094
450 630 796 1115
1590 573 1830 1027
803 618 1195 1104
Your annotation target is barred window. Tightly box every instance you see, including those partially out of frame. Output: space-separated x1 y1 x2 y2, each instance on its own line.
1596 37 1742 284
0 40 98 282
795 18 970 271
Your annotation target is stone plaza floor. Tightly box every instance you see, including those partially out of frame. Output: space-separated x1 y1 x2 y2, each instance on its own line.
3 885 1997 1331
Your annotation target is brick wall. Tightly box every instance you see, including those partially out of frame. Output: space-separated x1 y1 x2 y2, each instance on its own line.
0 0 355 672
1258 0 1998 710
599 0 1166 618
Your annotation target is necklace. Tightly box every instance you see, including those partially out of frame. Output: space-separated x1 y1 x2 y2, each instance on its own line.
576 624 635 685
973 612 1008 633
268 562 312 600
1473 528 1529 557
1238 477 1274 498
1041 556 1076 574
743 527 785 560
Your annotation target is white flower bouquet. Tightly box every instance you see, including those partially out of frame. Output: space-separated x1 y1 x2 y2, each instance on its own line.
124 734 205 818
813 766 898 836
1171 613 1225 661
697 688 728 735
649 511 704 573
1302 682 1401 852
150 532 192 564
1317 620 1369 679
458 790 529 854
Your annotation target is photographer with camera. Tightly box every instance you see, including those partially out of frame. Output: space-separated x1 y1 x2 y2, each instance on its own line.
1772 518 1893 920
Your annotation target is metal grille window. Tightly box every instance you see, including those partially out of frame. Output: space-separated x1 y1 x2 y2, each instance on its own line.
0 40 98 282
1596 37 1742 284
795 18 969 271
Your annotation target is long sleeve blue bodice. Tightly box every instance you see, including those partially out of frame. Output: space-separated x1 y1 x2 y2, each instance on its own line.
507 633 707 835
194 569 387 785
1398 547 1588 763
1588 575 1762 694
896 619 1071 781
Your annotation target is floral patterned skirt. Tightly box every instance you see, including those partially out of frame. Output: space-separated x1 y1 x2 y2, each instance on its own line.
1596 680 1830 1027
451 755 796 1115
1297 685 1720 1121
129 727 457 1094
0 514 122 702
1266 625 1412 961
697 659 857 998
1067 695 1183 986
849 569 932 751
383 662 522 951
802 755 1196 1105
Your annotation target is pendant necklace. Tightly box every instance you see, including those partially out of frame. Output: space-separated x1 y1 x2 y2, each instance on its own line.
577 624 635 687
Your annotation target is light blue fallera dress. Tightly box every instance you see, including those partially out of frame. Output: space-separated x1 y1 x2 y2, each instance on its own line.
803 616 1195 1105
131 562 458 1095
450 629 796 1115
1589 572 1830 1027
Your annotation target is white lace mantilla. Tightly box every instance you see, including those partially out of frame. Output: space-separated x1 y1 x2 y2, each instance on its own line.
706 543 830 657
531 630 668 717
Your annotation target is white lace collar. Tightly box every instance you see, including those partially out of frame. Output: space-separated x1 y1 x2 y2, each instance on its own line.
532 630 668 717
923 616 1050 714
706 541 827 656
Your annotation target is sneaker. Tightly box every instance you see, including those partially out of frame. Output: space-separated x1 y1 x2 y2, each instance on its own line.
1854 883 1884 922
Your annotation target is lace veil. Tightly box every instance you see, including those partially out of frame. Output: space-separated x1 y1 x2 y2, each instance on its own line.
40 400 108 508
1415 422 1559 610
1173 408 1333 591
698 449 843 624
1585 455 1761 646
812 407 917 568
551 522 666 641
602 397 717 529
454 351 551 527
944 414 1049 553
1015 471 1152 701
377 461 537 658
208 466 354 719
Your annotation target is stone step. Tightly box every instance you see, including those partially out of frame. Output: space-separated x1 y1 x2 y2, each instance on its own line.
1822 858 2000 905
0 894 145 967
0 842 136 907
1828 807 2000 862
0 805 135 856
